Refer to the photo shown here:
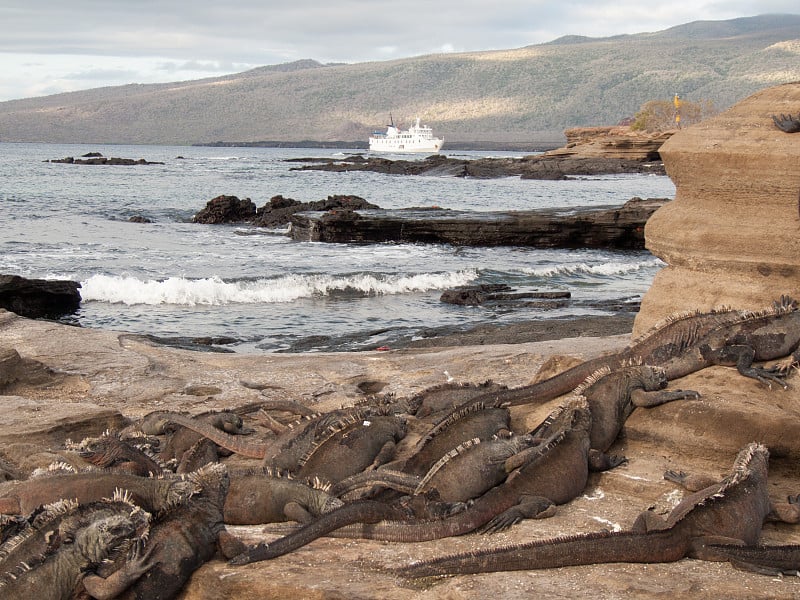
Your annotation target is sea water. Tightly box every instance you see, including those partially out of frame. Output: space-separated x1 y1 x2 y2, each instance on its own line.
0 143 675 352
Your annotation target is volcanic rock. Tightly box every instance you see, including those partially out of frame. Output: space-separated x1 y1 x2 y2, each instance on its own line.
289 197 667 248
192 195 258 224
0 274 81 319
192 194 379 227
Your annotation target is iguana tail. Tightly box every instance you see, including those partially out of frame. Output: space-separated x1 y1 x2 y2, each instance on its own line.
397 529 688 577
699 543 800 575
229 500 402 564
163 412 269 459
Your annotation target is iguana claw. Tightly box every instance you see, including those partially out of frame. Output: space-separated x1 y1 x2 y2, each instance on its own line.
772 113 800 133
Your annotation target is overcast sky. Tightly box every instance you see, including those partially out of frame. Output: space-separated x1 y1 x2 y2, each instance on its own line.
1 1 797 102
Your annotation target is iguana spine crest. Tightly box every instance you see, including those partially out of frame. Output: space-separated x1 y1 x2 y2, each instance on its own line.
415 437 482 494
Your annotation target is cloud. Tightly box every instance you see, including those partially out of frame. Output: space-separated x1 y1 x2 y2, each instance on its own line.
0 0 798 101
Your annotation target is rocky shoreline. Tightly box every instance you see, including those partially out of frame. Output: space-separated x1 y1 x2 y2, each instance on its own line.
4 88 799 599
1 308 798 599
286 126 670 179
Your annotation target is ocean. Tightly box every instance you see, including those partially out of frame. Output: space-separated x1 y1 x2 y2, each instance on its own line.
0 143 675 353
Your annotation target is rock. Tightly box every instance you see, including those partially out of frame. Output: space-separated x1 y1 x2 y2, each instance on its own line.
289 151 665 178
440 285 570 307
47 153 164 165
1 310 798 599
0 274 81 318
634 82 800 334
192 195 257 224
192 194 379 227
252 194 378 228
290 197 667 249
546 126 674 161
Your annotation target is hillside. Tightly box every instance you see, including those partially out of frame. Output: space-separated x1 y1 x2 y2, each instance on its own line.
1 14 799 146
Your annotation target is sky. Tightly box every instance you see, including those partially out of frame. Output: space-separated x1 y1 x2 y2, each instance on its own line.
1 1 797 102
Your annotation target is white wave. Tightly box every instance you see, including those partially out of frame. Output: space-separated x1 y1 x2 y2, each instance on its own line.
522 258 664 278
80 271 478 306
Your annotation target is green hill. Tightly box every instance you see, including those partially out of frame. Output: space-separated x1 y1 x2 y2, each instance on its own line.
1 14 799 146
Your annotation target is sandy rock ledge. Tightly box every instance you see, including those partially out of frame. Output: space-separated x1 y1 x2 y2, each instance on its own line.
1 309 799 599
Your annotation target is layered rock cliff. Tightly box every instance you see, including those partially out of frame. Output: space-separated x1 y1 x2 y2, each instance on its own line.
544 126 673 161
634 82 800 335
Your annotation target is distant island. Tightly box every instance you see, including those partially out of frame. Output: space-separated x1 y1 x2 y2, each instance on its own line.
194 140 560 152
1 14 799 145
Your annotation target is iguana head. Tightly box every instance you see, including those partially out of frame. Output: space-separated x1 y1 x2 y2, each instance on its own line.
530 395 591 440
60 499 151 567
635 365 668 392
727 442 770 486
187 462 230 505
75 432 125 467
72 513 140 565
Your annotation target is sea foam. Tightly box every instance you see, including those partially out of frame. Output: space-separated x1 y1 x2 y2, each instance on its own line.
80 271 478 306
523 258 664 278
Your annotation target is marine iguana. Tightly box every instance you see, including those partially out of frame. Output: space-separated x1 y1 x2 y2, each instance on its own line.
327 399 513 501
466 295 799 407
223 467 344 525
70 431 166 476
294 413 407 483
400 399 511 476
229 397 623 563
397 442 800 577
157 405 406 476
405 380 510 418
0 496 152 600
340 364 694 502
159 410 252 463
772 113 800 133
694 541 800 576
80 463 246 600
657 295 800 386
333 433 541 505
0 470 199 515
576 363 699 453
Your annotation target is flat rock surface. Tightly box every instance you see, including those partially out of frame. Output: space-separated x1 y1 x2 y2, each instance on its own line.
1 309 799 599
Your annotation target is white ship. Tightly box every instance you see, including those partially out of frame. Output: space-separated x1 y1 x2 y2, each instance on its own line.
369 116 443 153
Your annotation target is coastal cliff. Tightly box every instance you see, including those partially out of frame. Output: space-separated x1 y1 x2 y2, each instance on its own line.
634 82 800 334
544 126 673 161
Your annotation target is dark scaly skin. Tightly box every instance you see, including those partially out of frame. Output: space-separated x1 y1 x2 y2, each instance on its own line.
0 498 151 600
295 415 407 483
401 400 511 476
698 542 800 576
772 113 800 133
229 500 404 565
658 295 800 386
579 364 699 453
250 397 617 548
412 434 539 503
157 406 377 467
82 464 246 600
223 468 343 525
328 401 512 500
466 298 796 407
74 432 166 476
160 410 251 463
397 443 800 577
0 471 198 515
474 310 756 406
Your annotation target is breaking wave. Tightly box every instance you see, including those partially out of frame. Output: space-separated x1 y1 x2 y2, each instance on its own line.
522 258 664 278
80 271 479 306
